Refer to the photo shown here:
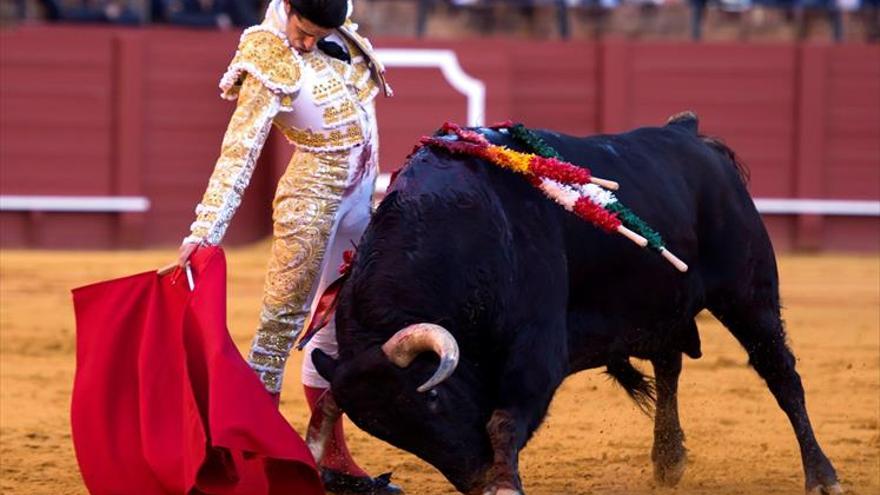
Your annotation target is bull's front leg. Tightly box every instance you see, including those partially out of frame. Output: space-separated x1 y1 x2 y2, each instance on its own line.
478 317 568 495
483 409 521 495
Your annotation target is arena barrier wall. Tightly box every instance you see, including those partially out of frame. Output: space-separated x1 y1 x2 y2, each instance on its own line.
1 26 877 250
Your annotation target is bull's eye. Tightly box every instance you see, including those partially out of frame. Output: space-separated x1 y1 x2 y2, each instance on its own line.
427 389 439 400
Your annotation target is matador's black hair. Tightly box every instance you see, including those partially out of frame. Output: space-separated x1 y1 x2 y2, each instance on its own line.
287 0 347 29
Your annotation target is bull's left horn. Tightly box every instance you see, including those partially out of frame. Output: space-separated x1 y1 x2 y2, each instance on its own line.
381 323 460 393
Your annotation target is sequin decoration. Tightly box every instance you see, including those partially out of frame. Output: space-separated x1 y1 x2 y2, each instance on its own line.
219 26 303 101
338 22 392 97
357 79 380 105
247 150 351 393
188 76 281 245
322 100 358 128
312 77 346 105
275 121 364 152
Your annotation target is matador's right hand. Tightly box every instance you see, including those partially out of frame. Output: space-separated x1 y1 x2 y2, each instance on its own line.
157 242 199 275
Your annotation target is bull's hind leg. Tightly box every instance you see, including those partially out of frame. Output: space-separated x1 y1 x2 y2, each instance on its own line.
650 352 688 486
711 301 841 494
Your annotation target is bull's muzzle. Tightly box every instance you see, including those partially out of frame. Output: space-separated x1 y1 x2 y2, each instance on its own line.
381 323 460 392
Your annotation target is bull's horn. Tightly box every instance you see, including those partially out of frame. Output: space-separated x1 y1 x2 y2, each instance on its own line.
381 323 460 393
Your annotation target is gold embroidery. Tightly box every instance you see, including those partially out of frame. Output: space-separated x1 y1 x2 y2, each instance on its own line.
312 78 345 104
247 150 351 393
261 372 280 392
220 28 301 100
330 57 351 80
350 64 370 87
253 329 293 351
339 29 363 59
337 22 392 97
190 76 280 244
322 100 358 127
306 55 330 74
249 349 288 369
339 22 375 63
276 122 363 151
357 79 379 104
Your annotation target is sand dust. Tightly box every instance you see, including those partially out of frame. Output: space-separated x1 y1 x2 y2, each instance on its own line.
1 244 878 494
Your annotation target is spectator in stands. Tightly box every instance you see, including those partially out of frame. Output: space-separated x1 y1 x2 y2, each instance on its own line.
34 0 142 24
152 0 260 28
861 0 879 40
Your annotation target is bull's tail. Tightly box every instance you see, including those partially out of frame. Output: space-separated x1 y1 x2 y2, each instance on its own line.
665 110 750 185
605 358 656 417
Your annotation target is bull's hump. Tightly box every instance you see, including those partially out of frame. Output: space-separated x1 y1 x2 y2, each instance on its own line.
665 110 699 134
392 146 486 198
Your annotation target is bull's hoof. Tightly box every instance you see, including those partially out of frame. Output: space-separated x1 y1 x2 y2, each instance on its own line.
804 454 842 495
653 453 687 487
806 482 844 495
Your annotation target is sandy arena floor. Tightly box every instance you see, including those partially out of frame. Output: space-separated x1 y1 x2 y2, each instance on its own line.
0 244 877 495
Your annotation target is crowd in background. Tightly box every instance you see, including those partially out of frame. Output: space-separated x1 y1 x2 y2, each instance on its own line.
11 0 261 27
4 0 879 41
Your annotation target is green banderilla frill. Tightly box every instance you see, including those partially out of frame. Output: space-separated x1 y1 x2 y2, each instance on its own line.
507 124 667 252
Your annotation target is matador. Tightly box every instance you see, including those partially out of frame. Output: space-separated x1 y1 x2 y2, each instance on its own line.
174 0 400 492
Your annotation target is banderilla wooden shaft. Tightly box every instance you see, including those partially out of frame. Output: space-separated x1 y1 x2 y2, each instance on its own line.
660 248 689 272
590 177 619 190
616 225 648 247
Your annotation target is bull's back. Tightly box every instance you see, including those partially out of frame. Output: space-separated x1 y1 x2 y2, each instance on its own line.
539 122 753 241
367 121 771 364
528 122 773 364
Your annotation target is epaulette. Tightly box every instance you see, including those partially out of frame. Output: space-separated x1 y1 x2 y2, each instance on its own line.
338 21 393 97
219 26 304 104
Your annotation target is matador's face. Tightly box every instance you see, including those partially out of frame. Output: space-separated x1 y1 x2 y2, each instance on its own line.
285 10 333 53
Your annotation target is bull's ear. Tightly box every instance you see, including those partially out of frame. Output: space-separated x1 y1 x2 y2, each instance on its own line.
311 348 338 382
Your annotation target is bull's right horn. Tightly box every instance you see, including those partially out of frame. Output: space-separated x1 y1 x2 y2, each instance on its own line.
381 323 460 393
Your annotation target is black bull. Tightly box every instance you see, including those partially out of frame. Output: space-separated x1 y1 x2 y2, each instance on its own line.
310 113 841 494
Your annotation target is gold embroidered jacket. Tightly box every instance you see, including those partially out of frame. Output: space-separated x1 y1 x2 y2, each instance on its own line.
184 24 389 246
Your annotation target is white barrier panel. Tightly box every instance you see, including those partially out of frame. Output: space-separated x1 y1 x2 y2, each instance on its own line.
0 196 151 212
376 49 486 127
752 199 880 216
